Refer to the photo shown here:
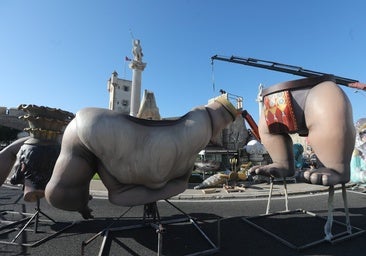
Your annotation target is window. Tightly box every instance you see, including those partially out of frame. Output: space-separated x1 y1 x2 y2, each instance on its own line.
122 100 128 106
123 86 129 92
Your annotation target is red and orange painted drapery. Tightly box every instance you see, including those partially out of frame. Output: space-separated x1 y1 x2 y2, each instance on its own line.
263 90 298 134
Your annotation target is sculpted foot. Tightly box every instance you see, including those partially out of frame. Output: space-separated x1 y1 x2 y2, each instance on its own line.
302 168 349 186
249 163 295 179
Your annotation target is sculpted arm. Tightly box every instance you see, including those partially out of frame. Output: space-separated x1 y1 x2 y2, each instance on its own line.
45 96 238 217
98 164 191 206
45 119 96 218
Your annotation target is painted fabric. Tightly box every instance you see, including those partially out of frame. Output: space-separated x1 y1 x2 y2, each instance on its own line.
350 118 366 184
10 143 60 191
263 90 298 134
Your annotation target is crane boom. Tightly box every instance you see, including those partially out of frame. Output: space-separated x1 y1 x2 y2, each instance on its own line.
211 55 365 90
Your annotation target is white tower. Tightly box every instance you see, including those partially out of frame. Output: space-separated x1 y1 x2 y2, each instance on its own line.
129 39 146 116
107 71 132 113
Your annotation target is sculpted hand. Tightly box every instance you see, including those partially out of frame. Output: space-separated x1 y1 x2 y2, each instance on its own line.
78 195 94 219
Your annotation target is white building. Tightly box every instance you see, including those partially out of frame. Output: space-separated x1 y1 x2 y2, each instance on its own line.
107 71 132 114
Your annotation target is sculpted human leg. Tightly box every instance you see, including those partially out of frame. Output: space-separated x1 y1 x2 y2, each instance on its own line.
45 120 96 218
303 81 355 185
249 110 295 178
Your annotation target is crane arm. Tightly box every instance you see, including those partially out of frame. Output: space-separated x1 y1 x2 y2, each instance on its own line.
211 55 364 89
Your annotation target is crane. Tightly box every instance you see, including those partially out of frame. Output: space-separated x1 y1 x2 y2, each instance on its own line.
211 55 365 90
211 55 366 141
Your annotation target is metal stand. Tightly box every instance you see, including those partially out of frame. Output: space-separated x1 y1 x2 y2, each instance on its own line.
81 200 220 256
242 182 365 250
0 196 76 247
266 177 289 214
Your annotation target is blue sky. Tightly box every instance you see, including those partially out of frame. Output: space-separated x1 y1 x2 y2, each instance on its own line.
1 0 365 124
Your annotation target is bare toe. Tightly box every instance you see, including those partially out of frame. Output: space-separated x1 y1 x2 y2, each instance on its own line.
249 164 294 178
303 168 347 186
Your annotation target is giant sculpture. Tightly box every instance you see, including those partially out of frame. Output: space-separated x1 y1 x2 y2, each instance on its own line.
0 105 74 201
45 95 238 218
250 75 355 186
243 75 364 247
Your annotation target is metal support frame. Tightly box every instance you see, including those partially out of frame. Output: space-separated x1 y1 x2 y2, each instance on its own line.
266 177 289 214
242 183 365 250
81 199 220 256
0 197 75 247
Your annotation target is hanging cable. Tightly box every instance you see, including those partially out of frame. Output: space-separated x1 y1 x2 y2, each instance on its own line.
211 58 216 93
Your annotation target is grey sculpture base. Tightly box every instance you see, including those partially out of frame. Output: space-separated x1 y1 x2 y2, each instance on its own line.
81 200 220 256
242 183 366 253
0 197 76 247
242 208 365 250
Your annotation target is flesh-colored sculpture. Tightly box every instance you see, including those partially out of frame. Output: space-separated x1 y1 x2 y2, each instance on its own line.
45 95 238 218
250 75 355 186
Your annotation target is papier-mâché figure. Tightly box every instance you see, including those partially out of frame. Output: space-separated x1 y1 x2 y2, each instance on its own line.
250 75 355 186
0 105 74 202
45 95 238 218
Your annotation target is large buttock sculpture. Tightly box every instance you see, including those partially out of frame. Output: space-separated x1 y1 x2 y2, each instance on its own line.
45 95 238 219
249 75 355 186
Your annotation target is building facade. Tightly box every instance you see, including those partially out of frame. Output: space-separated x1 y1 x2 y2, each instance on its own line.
107 71 132 114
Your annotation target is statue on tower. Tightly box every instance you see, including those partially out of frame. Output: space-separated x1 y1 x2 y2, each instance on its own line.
132 39 143 62
129 38 146 116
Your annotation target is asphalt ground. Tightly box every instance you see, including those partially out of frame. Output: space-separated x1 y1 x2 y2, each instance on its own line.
0 183 365 256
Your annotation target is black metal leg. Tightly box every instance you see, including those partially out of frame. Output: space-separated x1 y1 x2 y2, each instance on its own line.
81 201 220 256
242 184 366 250
0 196 76 247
